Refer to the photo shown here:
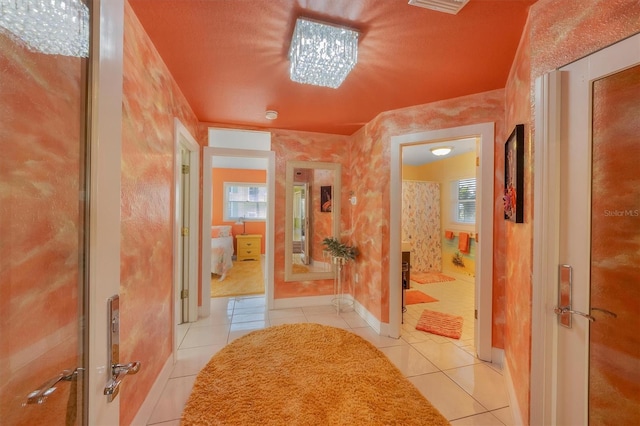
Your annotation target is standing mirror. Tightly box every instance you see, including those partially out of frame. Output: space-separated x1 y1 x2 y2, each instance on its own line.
285 161 341 281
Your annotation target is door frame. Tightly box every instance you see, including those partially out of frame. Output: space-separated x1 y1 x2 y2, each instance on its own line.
173 118 200 336
389 122 495 362
87 0 124 423
532 33 640 425
201 147 276 313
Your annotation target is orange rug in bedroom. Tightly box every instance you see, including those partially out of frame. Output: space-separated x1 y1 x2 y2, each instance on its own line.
411 271 456 284
211 260 264 298
405 290 438 305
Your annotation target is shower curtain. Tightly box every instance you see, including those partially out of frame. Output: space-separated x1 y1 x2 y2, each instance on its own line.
402 181 441 272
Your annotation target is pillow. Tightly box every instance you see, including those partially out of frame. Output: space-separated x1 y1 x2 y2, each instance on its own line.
211 225 232 238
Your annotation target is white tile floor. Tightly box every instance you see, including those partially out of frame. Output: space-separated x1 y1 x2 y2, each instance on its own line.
146 276 514 425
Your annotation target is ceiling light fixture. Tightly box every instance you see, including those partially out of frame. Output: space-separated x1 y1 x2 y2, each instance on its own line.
431 147 453 156
0 0 89 57
288 17 358 89
265 110 278 120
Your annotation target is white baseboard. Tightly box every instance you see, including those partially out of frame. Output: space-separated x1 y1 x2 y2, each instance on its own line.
504 358 524 426
352 297 384 335
271 294 334 310
131 354 174 426
492 347 505 367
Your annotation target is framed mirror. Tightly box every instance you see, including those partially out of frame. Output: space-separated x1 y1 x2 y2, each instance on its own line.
284 161 341 281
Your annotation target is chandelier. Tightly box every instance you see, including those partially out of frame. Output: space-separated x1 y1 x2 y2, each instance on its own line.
288 17 358 89
0 0 89 57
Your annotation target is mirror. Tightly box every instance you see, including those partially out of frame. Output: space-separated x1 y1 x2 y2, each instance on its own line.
285 161 341 281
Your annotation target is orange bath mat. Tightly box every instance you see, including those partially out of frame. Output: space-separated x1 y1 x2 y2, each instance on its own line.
405 290 438 305
416 309 463 339
411 272 455 284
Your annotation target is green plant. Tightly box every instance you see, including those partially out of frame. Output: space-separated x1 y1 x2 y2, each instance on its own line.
452 251 465 268
322 237 358 261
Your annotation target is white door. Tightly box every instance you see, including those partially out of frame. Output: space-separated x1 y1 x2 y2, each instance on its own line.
552 34 640 424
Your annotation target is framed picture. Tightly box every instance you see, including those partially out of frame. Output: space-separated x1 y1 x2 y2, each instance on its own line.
504 124 524 223
320 185 332 212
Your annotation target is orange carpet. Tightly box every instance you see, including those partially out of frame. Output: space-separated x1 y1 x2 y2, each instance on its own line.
405 290 438 305
411 271 455 284
181 324 450 425
416 309 464 339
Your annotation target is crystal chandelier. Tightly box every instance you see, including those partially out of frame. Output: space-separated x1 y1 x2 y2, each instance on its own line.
0 0 89 57
288 17 358 89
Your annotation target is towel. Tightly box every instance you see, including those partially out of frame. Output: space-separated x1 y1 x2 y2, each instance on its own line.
445 230 454 239
458 232 470 253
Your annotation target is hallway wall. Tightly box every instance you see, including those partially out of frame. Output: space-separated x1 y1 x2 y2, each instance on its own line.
503 0 640 422
120 3 202 424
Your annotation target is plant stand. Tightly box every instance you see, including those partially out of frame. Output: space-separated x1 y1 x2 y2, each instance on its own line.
331 256 353 313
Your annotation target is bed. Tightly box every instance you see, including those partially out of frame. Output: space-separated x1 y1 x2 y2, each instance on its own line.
211 225 234 280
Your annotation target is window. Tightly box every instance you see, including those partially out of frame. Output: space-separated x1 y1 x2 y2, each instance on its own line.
454 178 476 224
223 182 267 221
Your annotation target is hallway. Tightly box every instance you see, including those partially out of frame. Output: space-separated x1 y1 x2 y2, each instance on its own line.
146 296 513 425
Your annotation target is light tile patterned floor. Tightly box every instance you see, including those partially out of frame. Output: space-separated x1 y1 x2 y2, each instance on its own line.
146 276 514 425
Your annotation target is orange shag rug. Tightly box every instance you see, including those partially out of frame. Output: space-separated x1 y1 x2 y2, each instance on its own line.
416 310 464 339
181 323 450 426
405 290 439 305
411 271 456 284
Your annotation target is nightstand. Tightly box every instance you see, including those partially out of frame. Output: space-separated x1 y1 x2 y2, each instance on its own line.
236 234 262 261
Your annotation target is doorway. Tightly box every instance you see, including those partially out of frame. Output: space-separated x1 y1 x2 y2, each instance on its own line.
201 147 275 317
533 33 640 425
173 119 199 329
390 122 495 362
400 138 477 347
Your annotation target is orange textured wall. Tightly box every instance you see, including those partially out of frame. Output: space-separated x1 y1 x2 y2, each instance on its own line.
120 2 202 424
270 129 351 299
212 168 266 253
350 89 507 325
503 0 640 423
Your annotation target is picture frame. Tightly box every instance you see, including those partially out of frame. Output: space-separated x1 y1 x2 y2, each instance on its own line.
320 185 332 212
504 124 524 223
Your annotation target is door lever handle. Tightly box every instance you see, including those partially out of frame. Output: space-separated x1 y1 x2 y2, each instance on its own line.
554 306 596 322
26 368 81 405
591 307 617 318
104 361 141 401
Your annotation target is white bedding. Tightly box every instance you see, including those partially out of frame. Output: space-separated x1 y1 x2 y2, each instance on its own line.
211 236 234 280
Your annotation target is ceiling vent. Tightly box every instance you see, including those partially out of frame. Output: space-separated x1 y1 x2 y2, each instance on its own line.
408 0 470 15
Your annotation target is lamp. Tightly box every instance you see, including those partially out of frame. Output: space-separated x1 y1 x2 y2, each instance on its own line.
235 217 246 235
0 0 89 57
430 147 453 156
288 17 358 89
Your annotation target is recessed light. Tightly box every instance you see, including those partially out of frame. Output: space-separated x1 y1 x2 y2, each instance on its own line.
430 147 452 156
265 110 278 120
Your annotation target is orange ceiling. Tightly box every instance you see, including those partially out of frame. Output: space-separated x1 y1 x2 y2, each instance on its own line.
128 0 536 135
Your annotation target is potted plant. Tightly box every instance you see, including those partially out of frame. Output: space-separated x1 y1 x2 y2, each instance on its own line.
322 237 358 263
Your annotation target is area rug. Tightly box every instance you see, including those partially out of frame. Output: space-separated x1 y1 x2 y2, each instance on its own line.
416 309 464 339
211 260 264 298
405 290 439 305
181 323 450 425
411 271 456 284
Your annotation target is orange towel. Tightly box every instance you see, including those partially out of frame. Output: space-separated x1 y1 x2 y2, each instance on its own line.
458 232 470 253
445 230 454 239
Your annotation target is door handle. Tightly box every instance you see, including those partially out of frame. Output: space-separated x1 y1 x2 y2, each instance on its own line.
26 368 82 404
104 361 141 401
105 295 141 402
553 306 596 322
591 307 617 318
